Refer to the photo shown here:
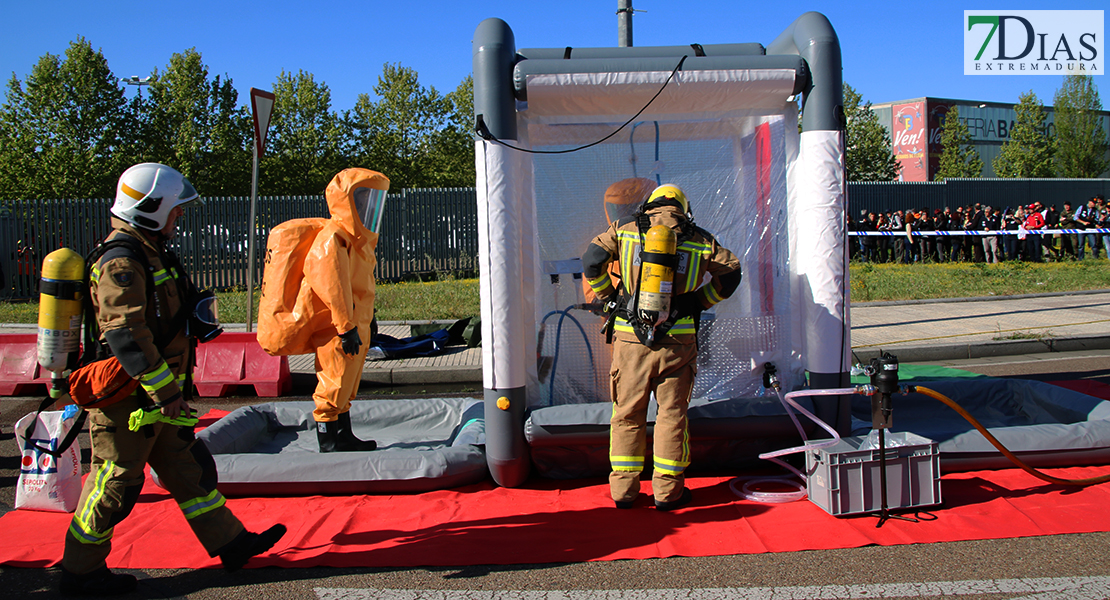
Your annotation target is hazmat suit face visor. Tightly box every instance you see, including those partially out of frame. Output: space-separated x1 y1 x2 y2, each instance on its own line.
352 187 388 233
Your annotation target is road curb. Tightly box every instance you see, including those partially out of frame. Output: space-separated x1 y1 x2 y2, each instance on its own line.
852 333 1110 364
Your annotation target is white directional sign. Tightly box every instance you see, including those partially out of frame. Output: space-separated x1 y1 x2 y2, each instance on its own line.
250 88 276 158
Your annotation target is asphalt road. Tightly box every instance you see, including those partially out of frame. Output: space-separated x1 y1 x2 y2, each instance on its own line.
3 350 1110 599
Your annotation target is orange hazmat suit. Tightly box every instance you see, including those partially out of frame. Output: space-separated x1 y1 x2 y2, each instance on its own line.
308 168 388 422
256 168 389 422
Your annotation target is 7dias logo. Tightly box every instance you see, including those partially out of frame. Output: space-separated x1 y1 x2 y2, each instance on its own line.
965 10 1103 75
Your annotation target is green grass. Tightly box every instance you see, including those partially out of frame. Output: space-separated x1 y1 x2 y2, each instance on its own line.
0 277 482 325
849 260 1110 303
5 260 1108 324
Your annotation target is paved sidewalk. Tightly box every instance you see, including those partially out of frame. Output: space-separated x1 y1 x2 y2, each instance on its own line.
338 289 1110 384
6 290 1109 388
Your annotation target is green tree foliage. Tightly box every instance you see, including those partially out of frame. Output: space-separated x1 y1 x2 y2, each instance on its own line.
1053 75 1109 178
431 75 476 187
347 63 472 188
262 70 345 195
1 40 477 200
844 83 900 181
140 49 252 196
993 91 1055 178
0 37 132 200
934 105 983 180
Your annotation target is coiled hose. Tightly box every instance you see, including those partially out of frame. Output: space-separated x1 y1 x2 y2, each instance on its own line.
729 387 853 503
913 385 1110 487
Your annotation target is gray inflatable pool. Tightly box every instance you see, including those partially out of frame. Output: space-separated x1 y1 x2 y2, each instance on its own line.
198 398 487 496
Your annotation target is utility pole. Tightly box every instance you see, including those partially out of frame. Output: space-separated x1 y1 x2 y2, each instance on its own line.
617 0 633 47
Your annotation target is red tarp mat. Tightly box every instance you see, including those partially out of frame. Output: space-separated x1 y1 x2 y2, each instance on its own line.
1048 379 1110 401
4 464 1110 569
6 405 1110 569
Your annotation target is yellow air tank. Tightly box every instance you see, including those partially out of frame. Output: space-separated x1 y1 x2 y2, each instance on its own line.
637 224 677 330
37 248 85 398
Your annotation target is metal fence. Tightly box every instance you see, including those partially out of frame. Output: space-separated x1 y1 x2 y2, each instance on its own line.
5 180 1107 299
0 188 479 299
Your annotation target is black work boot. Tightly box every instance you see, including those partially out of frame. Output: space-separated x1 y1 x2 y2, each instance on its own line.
218 524 287 572
59 566 137 596
655 487 693 511
335 411 377 451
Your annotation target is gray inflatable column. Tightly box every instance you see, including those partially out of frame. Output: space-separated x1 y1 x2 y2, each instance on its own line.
768 12 851 434
473 18 531 487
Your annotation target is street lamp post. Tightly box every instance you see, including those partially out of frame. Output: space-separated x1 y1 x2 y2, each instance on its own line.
120 76 154 86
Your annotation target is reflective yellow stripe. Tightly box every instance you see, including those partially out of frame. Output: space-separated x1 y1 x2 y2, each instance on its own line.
610 454 644 472
90 265 102 284
152 267 173 286
586 273 612 295
71 460 115 545
179 489 226 520
653 455 691 474
702 283 724 305
613 317 695 334
139 361 174 395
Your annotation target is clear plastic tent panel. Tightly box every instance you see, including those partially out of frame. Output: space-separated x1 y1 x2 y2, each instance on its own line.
518 71 801 408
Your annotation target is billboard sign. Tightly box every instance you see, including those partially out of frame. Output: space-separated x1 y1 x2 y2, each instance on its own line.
893 102 927 181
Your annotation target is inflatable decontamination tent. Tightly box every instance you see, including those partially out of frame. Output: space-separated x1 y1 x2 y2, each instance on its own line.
472 13 850 486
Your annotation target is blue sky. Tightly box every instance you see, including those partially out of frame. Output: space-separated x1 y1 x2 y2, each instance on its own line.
0 1 1104 113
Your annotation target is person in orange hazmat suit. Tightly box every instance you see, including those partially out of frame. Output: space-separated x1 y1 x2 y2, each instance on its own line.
303 168 389 452
581 178 657 305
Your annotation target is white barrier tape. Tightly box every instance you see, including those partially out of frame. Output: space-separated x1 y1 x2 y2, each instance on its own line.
850 228 1110 236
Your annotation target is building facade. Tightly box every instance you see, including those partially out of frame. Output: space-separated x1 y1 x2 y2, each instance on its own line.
870 97 1110 181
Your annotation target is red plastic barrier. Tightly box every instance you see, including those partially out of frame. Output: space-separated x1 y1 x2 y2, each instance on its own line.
0 333 51 396
193 332 292 398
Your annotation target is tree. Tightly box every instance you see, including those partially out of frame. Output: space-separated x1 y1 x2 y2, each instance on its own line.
993 91 1054 178
1053 75 1109 178
0 37 132 200
139 49 251 196
844 83 900 181
348 63 453 189
426 75 476 187
262 70 345 195
934 105 983 180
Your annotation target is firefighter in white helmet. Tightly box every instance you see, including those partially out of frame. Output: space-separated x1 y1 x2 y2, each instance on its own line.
581 184 742 511
60 163 285 595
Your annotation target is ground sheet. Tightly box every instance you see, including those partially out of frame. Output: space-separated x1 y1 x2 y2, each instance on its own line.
3 463 1110 569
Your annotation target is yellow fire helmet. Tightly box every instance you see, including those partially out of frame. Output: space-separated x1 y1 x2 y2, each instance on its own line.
644 184 690 217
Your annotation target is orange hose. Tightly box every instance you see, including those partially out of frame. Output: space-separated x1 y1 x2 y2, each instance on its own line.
913 385 1110 487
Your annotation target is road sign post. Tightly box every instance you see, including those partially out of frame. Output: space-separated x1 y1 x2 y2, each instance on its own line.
247 88 275 333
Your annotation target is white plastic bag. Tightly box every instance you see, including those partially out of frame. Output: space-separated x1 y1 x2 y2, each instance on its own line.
14 405 83 512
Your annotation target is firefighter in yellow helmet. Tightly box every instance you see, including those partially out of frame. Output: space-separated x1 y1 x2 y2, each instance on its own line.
306 169 389 452
581 184 742 510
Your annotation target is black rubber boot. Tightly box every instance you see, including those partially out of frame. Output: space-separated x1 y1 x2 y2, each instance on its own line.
317 420 339 452
335 411 376 451
218 524 287 572
59 566 138 596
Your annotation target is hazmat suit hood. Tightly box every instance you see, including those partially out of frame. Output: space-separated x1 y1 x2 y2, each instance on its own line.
326 169 390 238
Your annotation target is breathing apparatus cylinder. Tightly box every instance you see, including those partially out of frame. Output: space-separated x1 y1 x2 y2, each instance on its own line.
37 248 85 398
636 224 677 346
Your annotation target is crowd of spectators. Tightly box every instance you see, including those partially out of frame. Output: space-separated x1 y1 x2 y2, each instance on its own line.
850 194 1109 264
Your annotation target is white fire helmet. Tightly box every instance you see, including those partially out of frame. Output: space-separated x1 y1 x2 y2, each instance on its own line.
111 163 200 230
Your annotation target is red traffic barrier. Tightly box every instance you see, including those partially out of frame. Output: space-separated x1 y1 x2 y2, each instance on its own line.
0 333 52 396
193 332 291 398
